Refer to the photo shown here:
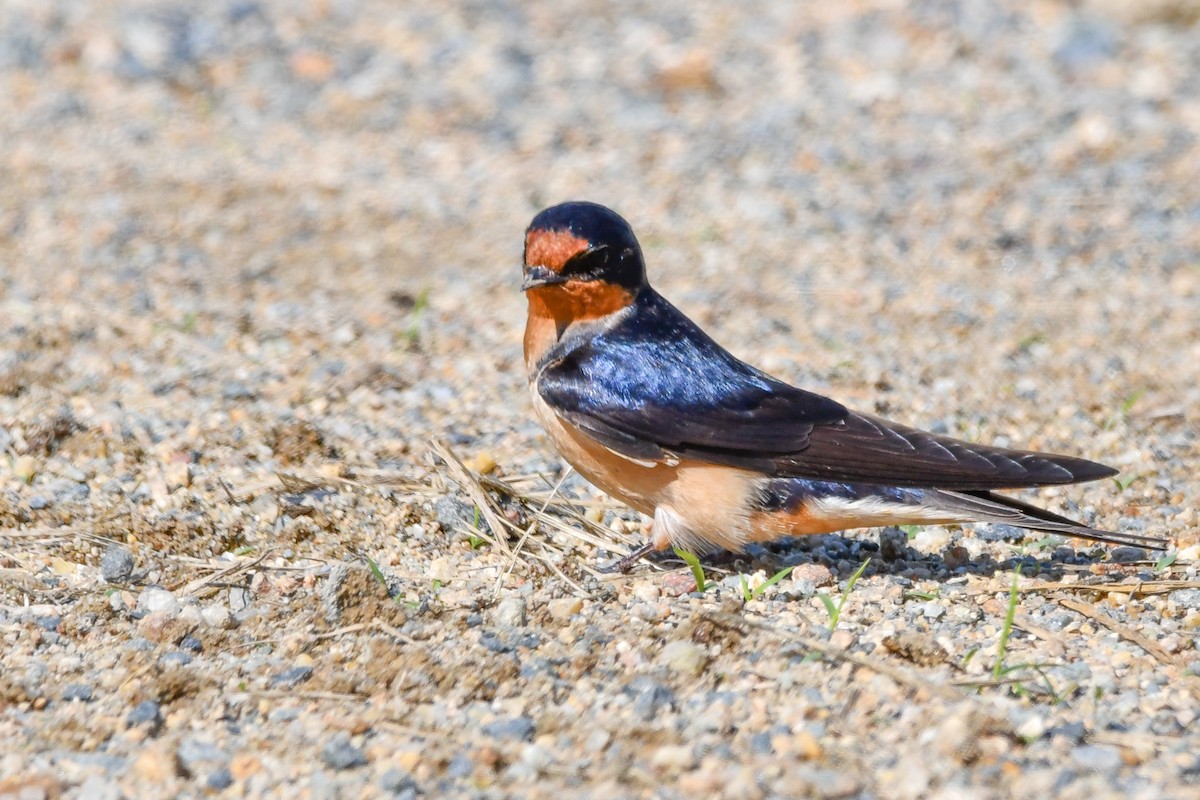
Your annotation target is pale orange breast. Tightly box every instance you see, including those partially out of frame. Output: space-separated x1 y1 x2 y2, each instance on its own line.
528 389 673 515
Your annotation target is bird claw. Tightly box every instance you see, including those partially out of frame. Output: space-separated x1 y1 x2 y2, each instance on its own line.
599 540 657 573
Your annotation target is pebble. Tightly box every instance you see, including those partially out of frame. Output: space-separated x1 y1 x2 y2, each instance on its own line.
1071 744 1123 773
1169 589 1200 609
379 767 420 795
1016 715 1047 742
1110 547 1147 563
912 529 951 554
630 602 668 621
13 455 37 483
321 733 368 770
61 683 94 702
101 545 135 583
789 563 835 588
75 776 121 800
206 768 235 790
658 640 707 677
271 666 313 687
132 745 177 782
177 738 230 775
481 716 536 742
434 496 475 532
977 524 1027 543
51 480 89 503
201 604 234 629
229 587 251 614
633 583 661 603
631 679 676 721
920 602 947 620
446 753 473 778
942 545 970 570
127 700 164 734
137 611 190 645
138 588 182 618
547 597 583 622
650 744 693 771
878 527 908 562
495 597 527 627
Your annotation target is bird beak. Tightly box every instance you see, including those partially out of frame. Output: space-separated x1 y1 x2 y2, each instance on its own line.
522 266 568 291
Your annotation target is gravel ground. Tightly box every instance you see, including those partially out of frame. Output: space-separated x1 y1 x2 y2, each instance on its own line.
2 1 1199 798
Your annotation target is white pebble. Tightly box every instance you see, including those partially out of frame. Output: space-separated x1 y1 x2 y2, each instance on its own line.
138 588 181 618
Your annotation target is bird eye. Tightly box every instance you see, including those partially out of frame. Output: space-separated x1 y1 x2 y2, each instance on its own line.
562 245 610 280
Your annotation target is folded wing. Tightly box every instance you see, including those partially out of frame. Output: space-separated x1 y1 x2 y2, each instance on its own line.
537 291 1116 490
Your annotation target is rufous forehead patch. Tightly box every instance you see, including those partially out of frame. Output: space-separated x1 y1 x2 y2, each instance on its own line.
524 228 590 273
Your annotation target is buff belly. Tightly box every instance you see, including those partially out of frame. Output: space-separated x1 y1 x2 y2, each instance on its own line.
530 390 969 551
529 391 767 551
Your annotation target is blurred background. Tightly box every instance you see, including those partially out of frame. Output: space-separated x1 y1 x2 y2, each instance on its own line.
1 0 1197 523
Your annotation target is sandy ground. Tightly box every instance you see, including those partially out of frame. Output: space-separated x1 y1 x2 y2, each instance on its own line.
1 0 1199 798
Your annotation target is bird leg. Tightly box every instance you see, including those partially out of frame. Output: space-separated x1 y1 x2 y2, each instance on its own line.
600 540 658 573
599 506 690 573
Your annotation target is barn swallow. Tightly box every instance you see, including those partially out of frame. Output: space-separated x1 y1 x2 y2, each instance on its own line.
521 201 1166 566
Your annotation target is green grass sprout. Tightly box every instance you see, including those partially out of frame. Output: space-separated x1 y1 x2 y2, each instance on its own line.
673 547 715 593
816 557 870 633
992 564 1021 681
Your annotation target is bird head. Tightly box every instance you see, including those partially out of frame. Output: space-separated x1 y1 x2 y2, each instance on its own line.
522 202 647 327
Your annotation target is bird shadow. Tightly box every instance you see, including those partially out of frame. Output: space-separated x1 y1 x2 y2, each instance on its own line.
641 527 1156 585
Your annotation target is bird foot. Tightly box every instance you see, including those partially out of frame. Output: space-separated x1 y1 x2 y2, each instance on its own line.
599 540 658 573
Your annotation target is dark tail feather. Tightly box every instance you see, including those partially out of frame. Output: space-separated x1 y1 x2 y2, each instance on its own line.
940 490 1169 551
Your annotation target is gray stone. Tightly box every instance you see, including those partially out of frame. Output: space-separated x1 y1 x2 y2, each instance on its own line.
206 768 234 790
51 479 89 503
749 731 774 754
976 524 1027 543
1110 547 1146 563
101 545 135 583
229 587 251 614
481 715 535 741
321 563 350 623
271 666 313 687
1053 16 1117 69
221 381 256 400
434 495 474 531
35 615 61 632
630 679 676 722
495 597 527 627
1169 589 1200 609
446 753 473 778
177 737 229 774
75 776 121 800
269 707 301 723
920 603 946 620
127 700 164 734
379 767 419 796
62 683 94 702
201 604 234 629
1070 744 1122 772
321 733 368 770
